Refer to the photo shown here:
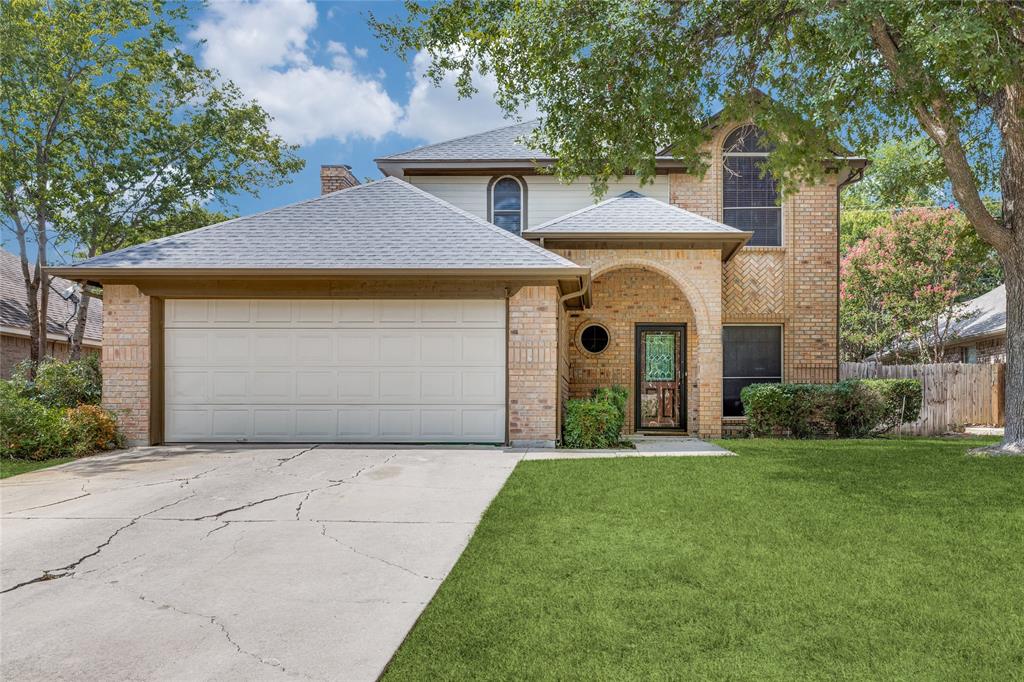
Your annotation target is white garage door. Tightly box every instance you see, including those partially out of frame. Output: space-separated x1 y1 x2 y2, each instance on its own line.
164 299 506 443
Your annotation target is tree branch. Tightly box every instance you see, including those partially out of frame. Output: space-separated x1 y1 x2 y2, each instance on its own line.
868 16 1008 251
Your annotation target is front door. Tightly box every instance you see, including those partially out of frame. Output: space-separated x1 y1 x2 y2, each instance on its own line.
635 324 686 430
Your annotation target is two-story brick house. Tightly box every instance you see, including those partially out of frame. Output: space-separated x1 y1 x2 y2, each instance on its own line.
50 120 864 446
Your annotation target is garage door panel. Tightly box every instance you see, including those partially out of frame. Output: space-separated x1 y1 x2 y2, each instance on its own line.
211 371 248 400
165 299 506 443
421 371 459 401
339 408 376 438
296 370 335 400
212 300 251 323
167 332 208 364
338 334 376 363
462 334 503 364
338 370 377 400
253 409 292 437
295 334 334 363
212 409 251 438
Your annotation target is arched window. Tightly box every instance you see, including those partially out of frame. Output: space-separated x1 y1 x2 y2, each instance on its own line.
490 176 524 234
722 125 781 247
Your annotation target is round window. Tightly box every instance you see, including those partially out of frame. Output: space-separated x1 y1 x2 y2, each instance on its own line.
580 324 610 354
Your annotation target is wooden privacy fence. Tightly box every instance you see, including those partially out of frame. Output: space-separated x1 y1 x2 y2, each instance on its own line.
840 362 1005 436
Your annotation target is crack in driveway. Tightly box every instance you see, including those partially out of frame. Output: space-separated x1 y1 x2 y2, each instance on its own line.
126 588 299 678
1 492 197 594
320 523 441 582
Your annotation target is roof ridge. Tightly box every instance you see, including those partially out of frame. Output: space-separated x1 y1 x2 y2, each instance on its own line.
378 118 539 161
389 177 579 268
67 179 390 268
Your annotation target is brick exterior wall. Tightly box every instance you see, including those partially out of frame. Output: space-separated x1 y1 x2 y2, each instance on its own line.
564 268 698 432
102 285 153 446
942 335 1007 364
508 285 560 445
670 123 840 389
551 247 724 438
0 335 99 378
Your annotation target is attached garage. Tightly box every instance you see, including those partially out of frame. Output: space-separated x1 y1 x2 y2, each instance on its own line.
48 176 589 446
164 298 507 443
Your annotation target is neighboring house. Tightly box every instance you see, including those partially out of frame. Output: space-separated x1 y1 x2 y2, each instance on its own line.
49 120 864 446
1 248 102 377
941 285 1007 363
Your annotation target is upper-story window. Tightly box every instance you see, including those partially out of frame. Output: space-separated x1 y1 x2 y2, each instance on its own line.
722 126 781 247
490 176 524 235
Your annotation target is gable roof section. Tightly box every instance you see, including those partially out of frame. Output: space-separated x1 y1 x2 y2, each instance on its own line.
948 284 1006 342
526 191 747 235
523 191 751 261
1 249 102 342
48 177 584 277
379 120 545 162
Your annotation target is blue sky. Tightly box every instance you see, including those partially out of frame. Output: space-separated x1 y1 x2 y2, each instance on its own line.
180 0 533 217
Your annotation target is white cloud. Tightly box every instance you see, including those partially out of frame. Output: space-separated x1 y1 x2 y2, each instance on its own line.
397 50 538 144
191 0 401 145
190 1 534 148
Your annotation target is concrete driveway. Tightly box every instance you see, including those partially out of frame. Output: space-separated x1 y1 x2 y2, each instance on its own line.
1 445 522 681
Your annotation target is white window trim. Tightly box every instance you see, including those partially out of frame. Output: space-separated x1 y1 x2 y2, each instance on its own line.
489 175 524 234
722 323 784 417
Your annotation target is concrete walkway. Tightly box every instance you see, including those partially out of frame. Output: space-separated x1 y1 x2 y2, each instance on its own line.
1 438 729 681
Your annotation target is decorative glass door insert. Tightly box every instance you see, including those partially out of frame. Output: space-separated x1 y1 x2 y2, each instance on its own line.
635 325 685 430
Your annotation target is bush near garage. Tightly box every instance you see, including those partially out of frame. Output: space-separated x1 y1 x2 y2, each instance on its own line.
9 354 102 408
563 385 629 448
1 357 122 460
741 379 922 438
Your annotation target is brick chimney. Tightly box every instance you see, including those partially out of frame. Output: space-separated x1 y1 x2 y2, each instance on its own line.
320 164 358 194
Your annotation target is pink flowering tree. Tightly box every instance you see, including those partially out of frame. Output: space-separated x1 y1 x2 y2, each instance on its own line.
841 208 997 363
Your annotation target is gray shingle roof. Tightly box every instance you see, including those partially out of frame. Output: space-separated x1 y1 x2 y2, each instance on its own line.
525 191 747 235
379 120 545 162
379 120 683 164
948 284 1006 341
54 177 580 273
1 249 102 341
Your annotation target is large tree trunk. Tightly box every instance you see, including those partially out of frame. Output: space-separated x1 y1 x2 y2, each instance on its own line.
69 289 92 360
1002 238 1024 451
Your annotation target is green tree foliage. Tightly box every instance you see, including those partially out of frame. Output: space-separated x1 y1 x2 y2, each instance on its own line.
0 0 303 362
374 0 1024 450
841 209 995 362
840 137 951 251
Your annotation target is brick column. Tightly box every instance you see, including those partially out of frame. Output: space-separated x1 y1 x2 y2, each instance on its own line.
102 285 154 446
508 285 560 446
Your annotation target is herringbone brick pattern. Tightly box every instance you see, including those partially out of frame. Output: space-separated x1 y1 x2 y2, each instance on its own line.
723 252 785 317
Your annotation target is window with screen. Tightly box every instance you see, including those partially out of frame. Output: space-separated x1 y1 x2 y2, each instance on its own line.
723 325 782 416
723 126 781 247
490 176 523 234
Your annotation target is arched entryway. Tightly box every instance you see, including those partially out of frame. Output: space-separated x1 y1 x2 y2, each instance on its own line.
567 266 700 433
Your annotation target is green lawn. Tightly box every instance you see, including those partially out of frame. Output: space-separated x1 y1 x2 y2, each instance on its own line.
384 438 1024 680
0 456 76 479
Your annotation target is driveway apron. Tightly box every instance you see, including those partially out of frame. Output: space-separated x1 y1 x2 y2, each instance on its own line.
1 445 521 681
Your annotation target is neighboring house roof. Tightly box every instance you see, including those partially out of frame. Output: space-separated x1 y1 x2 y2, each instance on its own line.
0 248 102 343
947 284 1006 343
522 191 751 260
526 191 746 234
48 177 585 277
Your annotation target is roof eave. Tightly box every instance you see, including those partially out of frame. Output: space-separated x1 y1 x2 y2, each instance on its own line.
45 265 590 282
377 158 688 177
522 231 753 261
